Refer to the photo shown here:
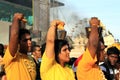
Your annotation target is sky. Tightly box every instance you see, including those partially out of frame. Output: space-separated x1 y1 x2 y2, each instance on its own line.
57 0 120 40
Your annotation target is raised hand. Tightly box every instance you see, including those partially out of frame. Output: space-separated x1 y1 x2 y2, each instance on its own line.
13 13 27 29
89 17 100 27
50 20 65 30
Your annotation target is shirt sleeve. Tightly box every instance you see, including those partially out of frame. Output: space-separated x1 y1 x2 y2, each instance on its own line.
100 65 106 72
78 48 97 70
40 51 55 78
3 46 17 68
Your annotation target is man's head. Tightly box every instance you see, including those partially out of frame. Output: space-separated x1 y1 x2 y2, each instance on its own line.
99 41 106 62
32 45 41 59
89 17 100 27
54 39 70 64
106 46 119 65
19 29 32 54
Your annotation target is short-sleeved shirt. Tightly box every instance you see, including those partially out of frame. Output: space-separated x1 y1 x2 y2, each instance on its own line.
40 52 75 80
77 48 106 80
3 47 36 80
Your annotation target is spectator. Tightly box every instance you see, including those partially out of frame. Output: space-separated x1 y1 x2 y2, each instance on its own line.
100 46 120 80
0 43 4 58
32 45 42 80
0 43 6 80
40 20 75 80
3 13 36 80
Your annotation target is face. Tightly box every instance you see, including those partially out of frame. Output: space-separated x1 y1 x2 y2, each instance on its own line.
58 45 70 63
107 54 118 65
99 42 106 62
20 33 32 53
33 47 41 58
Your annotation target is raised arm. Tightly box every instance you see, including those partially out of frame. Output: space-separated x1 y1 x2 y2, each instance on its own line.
45 20 65 58
87 17 100 58
9 13 24 57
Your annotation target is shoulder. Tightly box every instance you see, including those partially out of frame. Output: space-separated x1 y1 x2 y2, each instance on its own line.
100 63 107 72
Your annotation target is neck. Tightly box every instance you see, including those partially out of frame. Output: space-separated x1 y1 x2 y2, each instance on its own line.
59 61 65 67
33 56 39 61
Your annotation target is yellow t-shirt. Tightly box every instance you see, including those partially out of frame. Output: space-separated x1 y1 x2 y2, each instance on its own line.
40 52 75 80
3 47 36 80
77 48 106 80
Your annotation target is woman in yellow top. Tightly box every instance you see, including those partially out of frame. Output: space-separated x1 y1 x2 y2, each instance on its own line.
77 17 107 80
40 20 75 80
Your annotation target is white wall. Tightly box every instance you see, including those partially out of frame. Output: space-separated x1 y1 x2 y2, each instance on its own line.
0 21 32 45
0 21 10 45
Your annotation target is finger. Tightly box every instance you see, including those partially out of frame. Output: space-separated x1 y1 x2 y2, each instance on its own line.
57 22 65 30
14 13 24 20
22 19 27 23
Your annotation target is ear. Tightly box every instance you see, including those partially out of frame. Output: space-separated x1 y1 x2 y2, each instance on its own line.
106 55 108 58
32 52 35 56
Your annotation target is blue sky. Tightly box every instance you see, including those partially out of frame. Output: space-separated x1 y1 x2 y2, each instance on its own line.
58 0 120 40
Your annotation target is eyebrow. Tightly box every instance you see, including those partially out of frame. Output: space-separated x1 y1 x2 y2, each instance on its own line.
22 37 32 42
110 55 118 58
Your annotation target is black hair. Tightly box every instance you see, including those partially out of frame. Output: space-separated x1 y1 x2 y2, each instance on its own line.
41 43 46 56
0 65 5 79
54 39 69 63
41 40 69 63
107 46 120 56
0 43 4 57
32 45 40 52
18 28 30 40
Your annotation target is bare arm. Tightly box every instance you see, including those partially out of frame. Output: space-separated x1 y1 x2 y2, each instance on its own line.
9 13 24 57
87 17 100 58
45 20 65 58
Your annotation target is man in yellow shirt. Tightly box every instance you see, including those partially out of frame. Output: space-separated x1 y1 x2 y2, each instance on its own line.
3 13 36 80
40 20 75 80
77 17 107 80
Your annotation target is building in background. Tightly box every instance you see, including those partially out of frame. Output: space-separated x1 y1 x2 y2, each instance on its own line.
0 0 115 57
0 0 64 45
